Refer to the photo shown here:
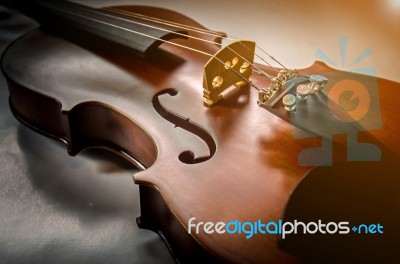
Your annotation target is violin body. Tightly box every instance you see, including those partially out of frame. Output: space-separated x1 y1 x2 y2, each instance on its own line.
2 3 400 264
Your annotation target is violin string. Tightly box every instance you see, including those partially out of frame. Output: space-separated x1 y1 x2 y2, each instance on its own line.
104 7 288 71
102 8 276 79
47 1 277 81
44 1 274 81
43 3 261 90
104 7 225 37
99 8 274 80
71 5 275 80
104 7 282 72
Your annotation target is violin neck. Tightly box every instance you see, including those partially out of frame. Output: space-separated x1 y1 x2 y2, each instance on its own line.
3 0 187 57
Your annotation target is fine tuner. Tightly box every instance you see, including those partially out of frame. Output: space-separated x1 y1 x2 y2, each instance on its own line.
262 74 329 114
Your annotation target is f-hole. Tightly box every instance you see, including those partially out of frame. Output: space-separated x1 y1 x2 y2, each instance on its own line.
152 88 216 164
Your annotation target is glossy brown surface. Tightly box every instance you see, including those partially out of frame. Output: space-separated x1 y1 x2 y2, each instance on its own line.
2 4 400 264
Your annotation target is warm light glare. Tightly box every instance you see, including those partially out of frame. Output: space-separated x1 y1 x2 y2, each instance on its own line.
389 0 400 9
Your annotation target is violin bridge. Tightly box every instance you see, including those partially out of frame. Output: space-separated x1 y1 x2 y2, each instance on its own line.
202 40 255 107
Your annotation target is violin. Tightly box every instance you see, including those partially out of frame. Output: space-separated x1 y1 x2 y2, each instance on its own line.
2 1 400 263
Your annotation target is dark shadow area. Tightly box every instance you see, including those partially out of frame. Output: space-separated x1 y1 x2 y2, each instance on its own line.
279 150 400 264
